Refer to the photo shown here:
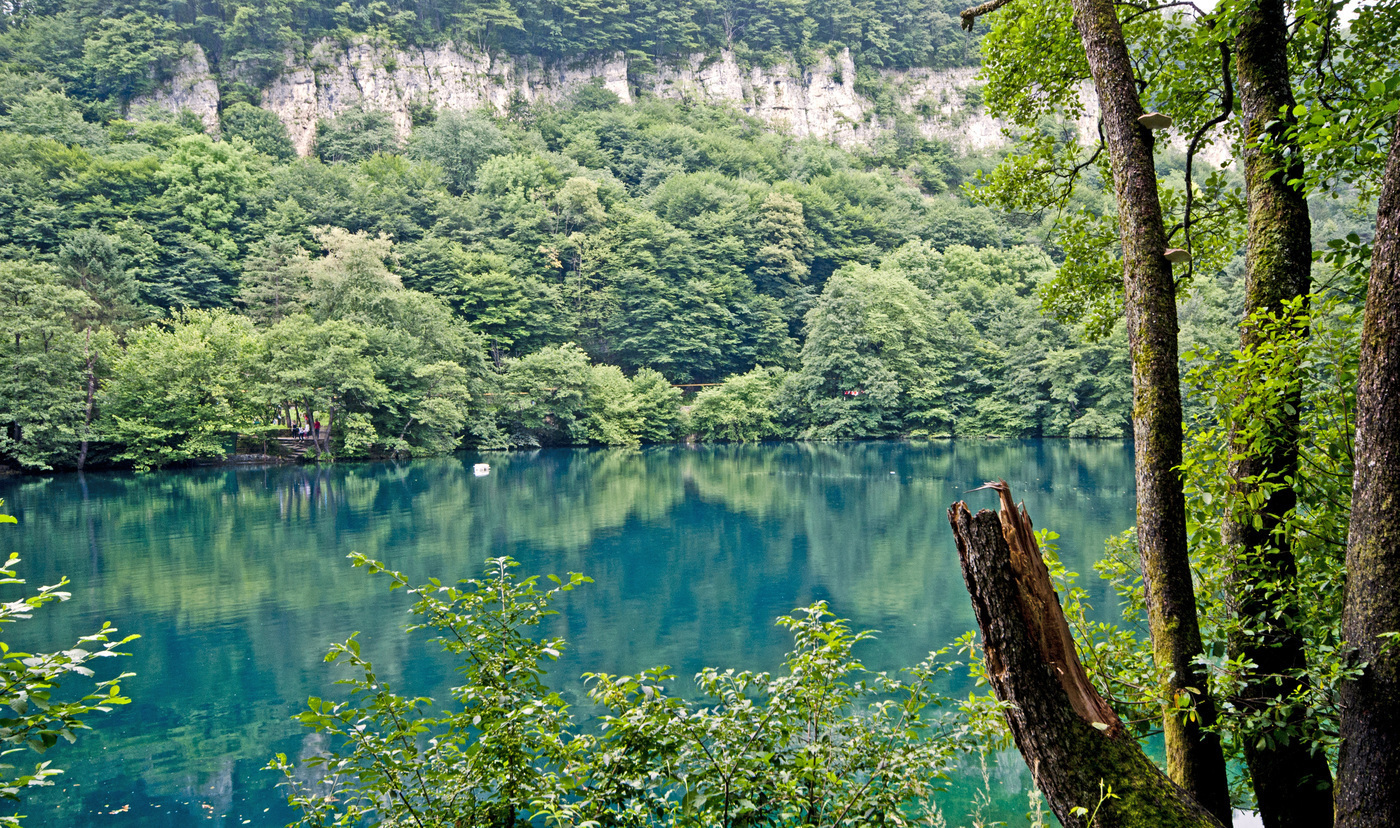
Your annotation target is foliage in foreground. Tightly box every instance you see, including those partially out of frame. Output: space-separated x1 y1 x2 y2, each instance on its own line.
271 555 971 827
0 502 135 827
1038 293 1361 810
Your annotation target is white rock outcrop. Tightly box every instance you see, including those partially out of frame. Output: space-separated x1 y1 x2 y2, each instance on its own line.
254 41 1010 156
131 44 221 131
262 40 637 155
143 38 1229 166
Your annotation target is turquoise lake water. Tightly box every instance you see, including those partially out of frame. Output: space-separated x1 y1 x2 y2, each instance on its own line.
0 440 1137 827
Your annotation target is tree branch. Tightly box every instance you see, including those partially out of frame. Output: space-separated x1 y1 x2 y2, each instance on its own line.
1180 38 1234 284
960 0 1014 31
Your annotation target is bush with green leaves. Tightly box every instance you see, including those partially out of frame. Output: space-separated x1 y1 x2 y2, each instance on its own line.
687 366 789 443
1177 294 1360 798
493 343 599 446
629 367 684 443
407 109 513 194
102 309 266 470
220 102 296 161
313 107 399 163
583 363 643 446
0 261 98 471
489 345 680 447
0 501 135 827
791 263 955 439
272 555 971 828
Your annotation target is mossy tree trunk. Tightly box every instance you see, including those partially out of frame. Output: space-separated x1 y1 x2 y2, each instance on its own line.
948 485 1226 828
1226 1 1336 823
1065 0 1230 818
1335 112 1400 828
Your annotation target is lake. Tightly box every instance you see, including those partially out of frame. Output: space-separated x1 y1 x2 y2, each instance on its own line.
0 439 1137 827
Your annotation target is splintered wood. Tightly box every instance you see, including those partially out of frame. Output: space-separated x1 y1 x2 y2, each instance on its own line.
966 480 1121 733
947 483 1227 828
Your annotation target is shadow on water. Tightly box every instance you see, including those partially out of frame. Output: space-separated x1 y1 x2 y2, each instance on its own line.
0 439 1135 827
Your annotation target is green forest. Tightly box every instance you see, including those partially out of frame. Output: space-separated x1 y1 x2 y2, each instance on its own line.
4 0 1365 471
3 0 1400 823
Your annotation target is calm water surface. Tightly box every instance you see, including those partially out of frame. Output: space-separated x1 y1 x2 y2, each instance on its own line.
0 440 1136 827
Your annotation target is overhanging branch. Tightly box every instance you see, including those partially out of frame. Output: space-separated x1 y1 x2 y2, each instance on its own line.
960 0 1014 31
1179 38 1234 284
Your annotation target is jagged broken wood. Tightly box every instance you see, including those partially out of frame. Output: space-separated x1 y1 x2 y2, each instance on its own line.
947 482 1225 828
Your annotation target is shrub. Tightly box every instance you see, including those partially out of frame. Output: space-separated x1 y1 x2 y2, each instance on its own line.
584 363 642 446
630 367 683 443
313 107 398 163
0 502 135 827
271 555 967 828
220 102 295 160
688 365 788 442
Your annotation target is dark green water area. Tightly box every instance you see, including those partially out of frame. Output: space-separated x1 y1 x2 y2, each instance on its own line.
0 439 1136 827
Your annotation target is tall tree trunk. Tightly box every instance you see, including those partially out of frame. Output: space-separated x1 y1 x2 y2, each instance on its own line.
948 484 1226 828
1066 0 1230 817
321 405 336 456
1226 1 1335 822
77 327 96 471
1335 113 1400 828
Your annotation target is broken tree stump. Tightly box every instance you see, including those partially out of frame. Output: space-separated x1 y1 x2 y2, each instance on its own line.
948 482 1225 828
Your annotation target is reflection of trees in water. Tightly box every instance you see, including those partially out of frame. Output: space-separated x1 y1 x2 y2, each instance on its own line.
674 440 1135 630
0 441 1135 820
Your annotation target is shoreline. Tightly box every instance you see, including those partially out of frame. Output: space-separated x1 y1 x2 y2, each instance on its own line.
0 435 1136 478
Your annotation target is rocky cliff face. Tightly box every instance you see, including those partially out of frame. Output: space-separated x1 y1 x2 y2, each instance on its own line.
260 41 1013 156
138 40 1226 166
137 41 1011 156
135 45 221 132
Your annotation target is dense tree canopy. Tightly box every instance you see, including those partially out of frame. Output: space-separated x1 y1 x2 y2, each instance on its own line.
0 78 1277 467
0 0 1339 473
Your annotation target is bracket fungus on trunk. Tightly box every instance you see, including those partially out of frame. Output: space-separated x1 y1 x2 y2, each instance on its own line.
1138 112 1174 130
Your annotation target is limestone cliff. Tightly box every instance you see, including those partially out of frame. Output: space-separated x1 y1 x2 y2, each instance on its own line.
134 44 221 132
258 40 1013 156
138 40 1226 166
134 41 1009 156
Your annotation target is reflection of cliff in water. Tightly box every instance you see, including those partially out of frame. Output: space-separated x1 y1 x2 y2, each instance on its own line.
0 440 1134 827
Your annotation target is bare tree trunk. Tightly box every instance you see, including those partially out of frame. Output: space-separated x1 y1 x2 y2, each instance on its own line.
1226 1 1334 822
321 406 336 456
303 399 316 455
77 327 96 471
948 484 1226 828
1335 113 1400 828
1066 0 1230 817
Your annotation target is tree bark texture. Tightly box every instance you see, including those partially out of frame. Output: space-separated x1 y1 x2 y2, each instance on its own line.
1335 113 1400 828
1225 2 1335 823
1066 0 1230 818
948 486 1226 828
